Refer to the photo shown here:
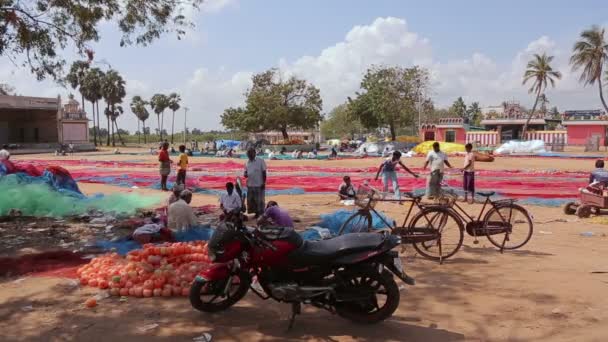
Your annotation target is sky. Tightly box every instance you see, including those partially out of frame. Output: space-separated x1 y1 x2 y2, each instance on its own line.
2 0 608 133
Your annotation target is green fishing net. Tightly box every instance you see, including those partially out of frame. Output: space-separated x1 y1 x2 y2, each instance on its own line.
0 174 162 217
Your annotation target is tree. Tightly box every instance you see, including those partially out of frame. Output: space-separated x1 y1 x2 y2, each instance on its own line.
522 53 562 138
221 68 323 140
101 69 126 146
321 103 364 139
168 93 181 144
191 128 203 135
150 94 170 141
466 102 482 126
450 97 467 121
80 68 105 146
117 129 130 136
130 95 150 144
349 65 430 141
0 0 203 80
65 61 90 108
570 25 608 113
0 83 15 95
549 106 560 119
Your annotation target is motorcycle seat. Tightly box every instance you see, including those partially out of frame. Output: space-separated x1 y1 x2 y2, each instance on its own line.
288 233 385 266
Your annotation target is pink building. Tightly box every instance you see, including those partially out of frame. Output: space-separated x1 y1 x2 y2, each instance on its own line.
420 118 467 144
562 110 608 146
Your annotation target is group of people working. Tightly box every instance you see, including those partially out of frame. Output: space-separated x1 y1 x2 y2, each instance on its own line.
140 145 294 244
339 142 477 203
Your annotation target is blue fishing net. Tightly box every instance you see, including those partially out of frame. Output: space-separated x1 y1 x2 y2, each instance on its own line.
315 209 392 235
95 225 216 255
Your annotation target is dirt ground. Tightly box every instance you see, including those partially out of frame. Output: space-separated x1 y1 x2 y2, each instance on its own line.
1 148 608 341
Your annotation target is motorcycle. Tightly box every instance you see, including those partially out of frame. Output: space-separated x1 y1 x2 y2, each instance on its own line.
189 219 415 327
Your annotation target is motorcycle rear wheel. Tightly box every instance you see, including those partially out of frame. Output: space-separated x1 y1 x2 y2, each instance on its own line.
190 271 251 313
335 269 400 324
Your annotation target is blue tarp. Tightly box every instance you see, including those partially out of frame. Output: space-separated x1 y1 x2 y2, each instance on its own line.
95 225 216 255
215 140 241 150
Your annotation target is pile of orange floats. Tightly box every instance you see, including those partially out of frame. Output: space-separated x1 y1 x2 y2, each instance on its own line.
77 241 211 298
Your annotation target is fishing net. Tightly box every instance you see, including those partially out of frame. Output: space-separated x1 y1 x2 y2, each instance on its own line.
412 141 466 154
316 209 392 235
95 225 216 255
0 174 161 217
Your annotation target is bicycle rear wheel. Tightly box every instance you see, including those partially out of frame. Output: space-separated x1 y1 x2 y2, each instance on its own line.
483 204 533 250
338 210 373 235
409 208 464 261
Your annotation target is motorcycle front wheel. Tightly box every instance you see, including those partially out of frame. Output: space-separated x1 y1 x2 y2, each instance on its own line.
190 271 251 313
335 269 400 324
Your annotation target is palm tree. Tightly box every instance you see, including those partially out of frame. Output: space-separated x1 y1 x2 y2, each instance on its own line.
81 68 105 146
131 96 150 144
570 25 608 113
111 105 125 145
65 61 90 109
101 70 126 146
150 94 170 141
467 102 482 126
522 53 562 138
168 93 181 144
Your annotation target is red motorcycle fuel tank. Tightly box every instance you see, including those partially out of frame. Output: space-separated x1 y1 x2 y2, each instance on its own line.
251 240 299 267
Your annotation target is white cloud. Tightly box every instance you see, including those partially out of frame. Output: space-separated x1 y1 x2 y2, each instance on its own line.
200 0 238 13
2 16 604 133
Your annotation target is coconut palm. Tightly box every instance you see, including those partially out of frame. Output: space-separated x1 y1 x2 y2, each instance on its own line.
521 53 562 138
570 25 608 113
131 96 150 144
65 61 90 110
111 105 125 145
101 69 126 146
81 68 105 146
168 93 181 144
150 94 170 141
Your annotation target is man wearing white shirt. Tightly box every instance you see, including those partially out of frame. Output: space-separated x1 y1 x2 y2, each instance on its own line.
168 190 197 231
0 145 10 161
423 142 453 199
244 148 267 217
220 182 242 213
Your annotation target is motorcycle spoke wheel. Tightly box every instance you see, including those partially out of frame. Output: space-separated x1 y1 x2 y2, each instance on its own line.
190 272 251 313
336 270 399 324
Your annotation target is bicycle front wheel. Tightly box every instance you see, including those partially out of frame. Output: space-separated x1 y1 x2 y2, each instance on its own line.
483 204 533 250
409 208 464 261
338 210 372 235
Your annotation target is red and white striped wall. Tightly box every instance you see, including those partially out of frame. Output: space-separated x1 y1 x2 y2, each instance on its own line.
466 132 498 146
524 131 567 145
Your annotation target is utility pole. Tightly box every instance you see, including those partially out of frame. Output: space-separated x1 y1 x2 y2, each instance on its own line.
183 107 189 145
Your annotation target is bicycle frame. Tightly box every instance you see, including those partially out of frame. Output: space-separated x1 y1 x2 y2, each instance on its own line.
358 194 445 231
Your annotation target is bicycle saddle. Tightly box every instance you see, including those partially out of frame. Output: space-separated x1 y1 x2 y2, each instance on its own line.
476 191 495 197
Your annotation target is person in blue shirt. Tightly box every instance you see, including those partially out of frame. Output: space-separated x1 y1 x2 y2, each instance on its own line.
590 160 608 184
375 151 419 200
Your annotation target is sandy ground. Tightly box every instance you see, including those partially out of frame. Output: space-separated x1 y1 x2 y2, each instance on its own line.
1 148 608 341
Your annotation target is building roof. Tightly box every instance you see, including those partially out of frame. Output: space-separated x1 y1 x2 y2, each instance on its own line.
0 95 59 111
481 119 545 125
562 120 608 126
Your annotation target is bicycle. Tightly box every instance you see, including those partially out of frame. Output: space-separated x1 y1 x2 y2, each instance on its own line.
338 185 464 264
432 190 534 252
